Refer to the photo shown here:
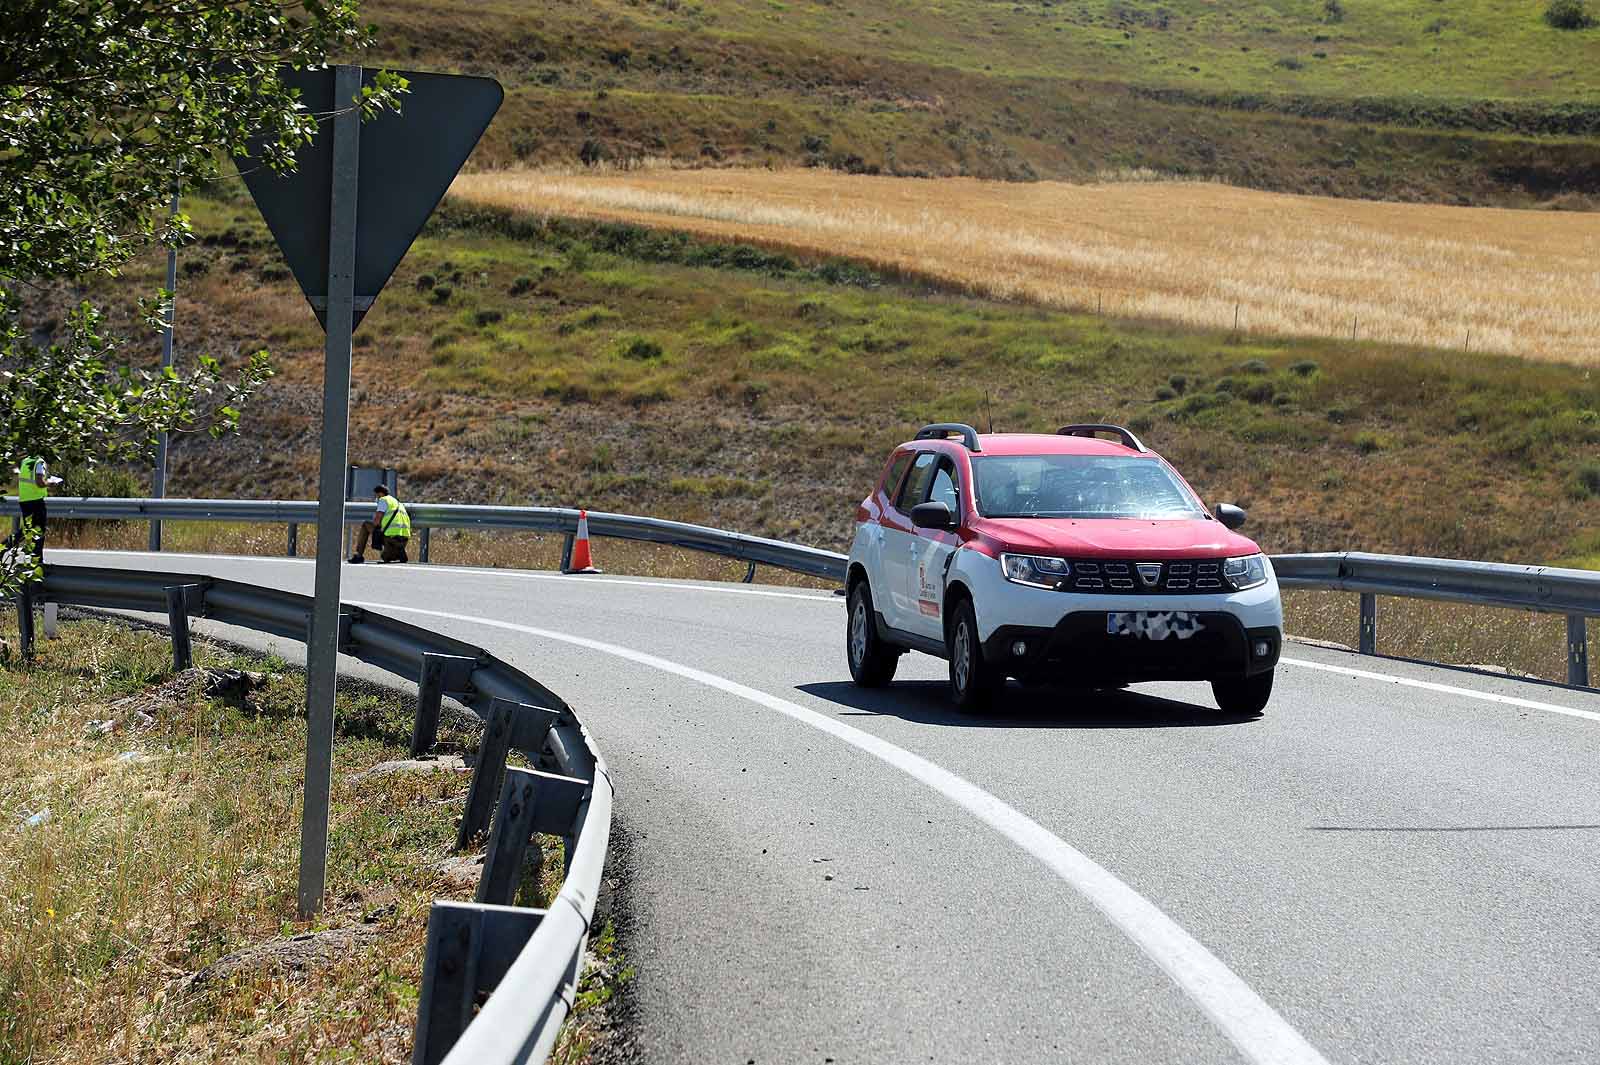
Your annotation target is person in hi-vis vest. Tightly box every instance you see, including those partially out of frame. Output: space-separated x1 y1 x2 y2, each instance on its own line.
11 456 59 561
349 484 411 563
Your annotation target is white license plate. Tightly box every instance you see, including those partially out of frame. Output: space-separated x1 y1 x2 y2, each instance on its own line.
1106 611 1204 640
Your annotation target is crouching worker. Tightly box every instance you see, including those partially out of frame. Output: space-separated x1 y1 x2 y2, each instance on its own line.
349 484 411 564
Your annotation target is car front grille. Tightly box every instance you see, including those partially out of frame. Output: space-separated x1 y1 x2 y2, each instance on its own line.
1058 559 1226 595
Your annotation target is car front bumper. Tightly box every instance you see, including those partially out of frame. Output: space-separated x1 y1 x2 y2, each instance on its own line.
983 613 1281 682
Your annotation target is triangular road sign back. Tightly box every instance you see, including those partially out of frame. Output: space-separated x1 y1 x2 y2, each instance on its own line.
240 67 502 332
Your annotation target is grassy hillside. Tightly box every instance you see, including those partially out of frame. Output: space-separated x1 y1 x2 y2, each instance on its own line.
455 168 1600 364
50 183 1600 569
357 0 1600 204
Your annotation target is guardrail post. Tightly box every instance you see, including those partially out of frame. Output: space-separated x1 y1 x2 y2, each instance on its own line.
42 602 57 640
559 532 575 573
1358 593 1377 655
412 652 476 758
743 561 757 584
16 583 35 664
457 699 517 850
418 526 431 564
1567 615 1588 687
457 698 563 850
165 584 196 671
412 900 545 1065
476 767 590 906
287 522 298 558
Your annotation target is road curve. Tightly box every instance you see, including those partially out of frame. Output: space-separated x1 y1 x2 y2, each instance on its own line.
54 550 1600 1065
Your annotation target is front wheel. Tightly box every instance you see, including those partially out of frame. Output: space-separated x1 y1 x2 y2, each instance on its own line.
948 600 1004 711
1211 671 1273 716
847 583 899 687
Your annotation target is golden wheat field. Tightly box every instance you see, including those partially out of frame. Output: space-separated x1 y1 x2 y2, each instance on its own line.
452 167 1600 365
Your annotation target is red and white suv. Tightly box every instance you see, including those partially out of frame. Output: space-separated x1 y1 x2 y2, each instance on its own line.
845 423 1282 713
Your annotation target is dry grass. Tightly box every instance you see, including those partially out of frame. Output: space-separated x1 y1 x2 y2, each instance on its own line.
0 618 491 1064
452 168 1600 365
1283 590 1598 686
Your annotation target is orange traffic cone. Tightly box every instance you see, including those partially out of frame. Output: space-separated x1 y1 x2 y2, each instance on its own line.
565 509 602 574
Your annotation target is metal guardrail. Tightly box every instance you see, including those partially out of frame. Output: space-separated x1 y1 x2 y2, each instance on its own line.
1273 552 1598 686
23 563 611 1065
9 497 1599 683
0 497 848 582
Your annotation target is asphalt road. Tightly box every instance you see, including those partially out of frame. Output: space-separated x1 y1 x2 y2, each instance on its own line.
53 550 1600 1065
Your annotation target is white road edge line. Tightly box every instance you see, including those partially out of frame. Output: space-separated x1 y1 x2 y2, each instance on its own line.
49 549 838 603
1280 656 1600 724
353 599 1329 1065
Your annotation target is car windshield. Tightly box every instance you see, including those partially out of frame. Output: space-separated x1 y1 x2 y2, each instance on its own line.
972 455 1206 519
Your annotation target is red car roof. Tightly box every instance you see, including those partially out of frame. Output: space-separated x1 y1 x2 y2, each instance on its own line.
908 433 1158 458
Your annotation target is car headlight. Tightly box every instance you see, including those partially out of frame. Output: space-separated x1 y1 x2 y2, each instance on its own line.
1000 553 1070 589
1223 553 1268 591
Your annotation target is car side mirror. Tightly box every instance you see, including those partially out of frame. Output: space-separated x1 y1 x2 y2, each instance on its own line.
911 501 956 530
1215 503 1247 530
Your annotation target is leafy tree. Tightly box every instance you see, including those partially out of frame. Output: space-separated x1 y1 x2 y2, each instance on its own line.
0 1 405 597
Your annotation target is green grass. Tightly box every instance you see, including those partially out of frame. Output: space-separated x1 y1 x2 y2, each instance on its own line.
0 618 491 1064
357 0 1600 204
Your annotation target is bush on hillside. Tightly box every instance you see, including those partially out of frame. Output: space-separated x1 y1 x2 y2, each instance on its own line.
1323 0 1345 23
618 335 664 361
1546 0 1595 28
1574 462 1600 498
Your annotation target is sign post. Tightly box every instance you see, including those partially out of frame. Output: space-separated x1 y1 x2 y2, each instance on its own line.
296 64 362 919
150 186 179 552
241 64 502 918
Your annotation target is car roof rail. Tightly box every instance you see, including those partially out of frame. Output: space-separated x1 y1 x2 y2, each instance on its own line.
914 423 982 452
1057 423 1149 453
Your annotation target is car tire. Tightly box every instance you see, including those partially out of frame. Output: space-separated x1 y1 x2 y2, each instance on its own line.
847 582 899 687
948 600 1003 711
1211 671 1273 716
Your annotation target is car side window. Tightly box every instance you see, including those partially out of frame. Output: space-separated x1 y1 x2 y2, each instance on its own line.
895 452 938 511
928 460 959 514
881 452 914 501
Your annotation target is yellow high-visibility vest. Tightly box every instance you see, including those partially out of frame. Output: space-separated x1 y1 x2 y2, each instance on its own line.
379 495 411 537
17 458 47 503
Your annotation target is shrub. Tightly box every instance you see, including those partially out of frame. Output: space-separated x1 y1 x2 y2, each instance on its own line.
578 139 605 166
415 274 436 291
1239 359 1269 374
1323 0 1345 23
1242 381 1276 404
1325 404 1351 424
1213 376 1237 393
1168 373 1189 393
1575 462 1600 497
1353 431 1392 454
1275 55 1305 70
509 276 534 295
474 309 503 327
430 285 453 304
1154 386 1178 401
1545 0 1595 28
618 335 664 361
1289 360 1319 376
